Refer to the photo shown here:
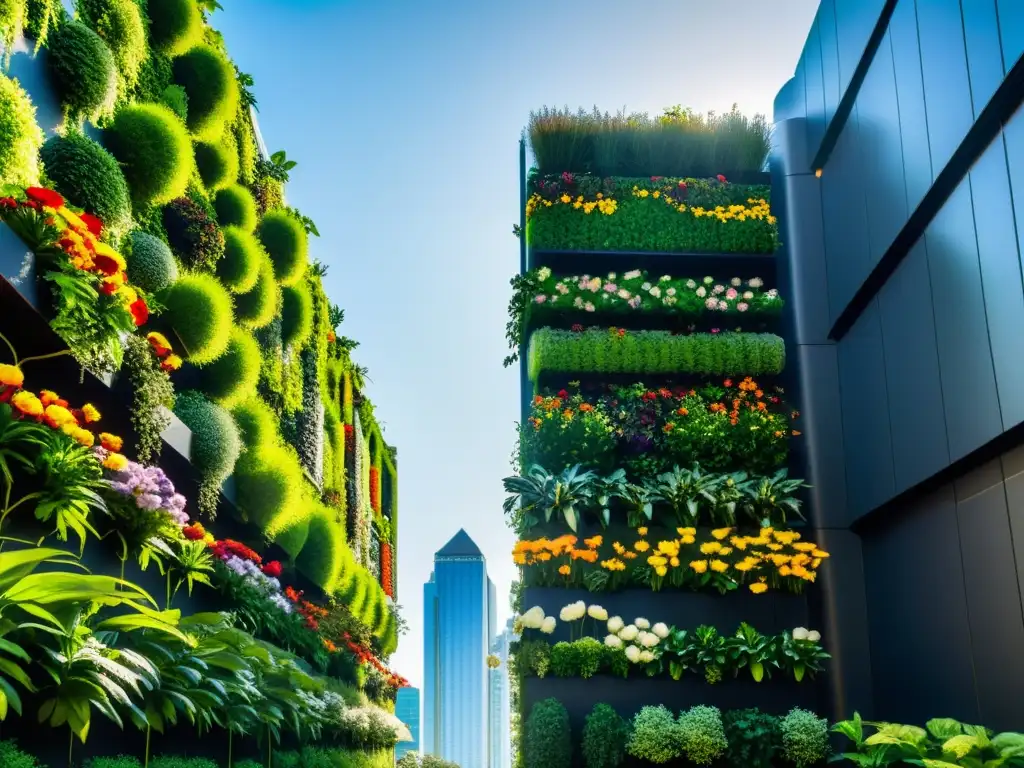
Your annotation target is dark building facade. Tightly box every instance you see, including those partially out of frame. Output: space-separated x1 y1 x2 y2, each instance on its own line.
772 0 1024 732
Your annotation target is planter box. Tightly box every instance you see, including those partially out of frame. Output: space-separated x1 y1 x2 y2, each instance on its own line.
528 248 778 277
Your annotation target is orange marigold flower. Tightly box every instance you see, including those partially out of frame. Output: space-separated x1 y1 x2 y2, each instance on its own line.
161 354 183 372
558 565 570 576
99 432 123 451
81 403 101 423
103 452 128 471
579 403 594 412
67 427 95 447
44 404 77 429
39 390 60 406
12 391 43 417
0 364 24 388
584 535 603 549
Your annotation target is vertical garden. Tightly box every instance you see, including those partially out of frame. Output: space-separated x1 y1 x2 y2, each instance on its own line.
502 107 1024 768
0 1 406 767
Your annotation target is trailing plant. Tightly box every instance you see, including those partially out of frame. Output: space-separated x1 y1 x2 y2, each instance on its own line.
122 333 175 463
75 0 147 100
528 328 785 381
172 390 240 516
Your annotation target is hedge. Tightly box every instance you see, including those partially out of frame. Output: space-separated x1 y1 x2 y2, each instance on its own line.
193 135 238 191
0 73 43 187
235 442 304 533
173 390 241 516
527 329 785 381
76 0 147 97
281 282 314 349
104 102 192 205
296 506 345 592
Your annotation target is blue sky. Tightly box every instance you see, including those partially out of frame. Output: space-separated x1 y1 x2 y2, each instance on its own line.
215 0 819 689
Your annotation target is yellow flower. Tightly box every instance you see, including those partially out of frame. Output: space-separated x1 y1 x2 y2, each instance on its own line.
734 560 754 572
700 541 722 555
689 560 708 574
773 530 799 545
670 557 680 567
558 565 570 576
749 582 769 594
11 391 43 417
634 540 650 552
655 566 668 576
711 527 732 540
760 527 775 538
103 452 128 471
656 540 679 556
767 543 784 552
710 559 729 573
676 527 696 537
560 194 571 204
778 565 792 576
792 542 818 552
81 403 101 423
718 547 732 556
637 527 648 536
67 426 95 447
0 364 24 388
612 541 626 555
812 549 830 558
44 405 76 428
647 555 668 567
679 535 696 545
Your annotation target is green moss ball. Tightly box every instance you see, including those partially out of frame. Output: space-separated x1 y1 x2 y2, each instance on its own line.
296 507 344 592
173 389 241 500
146 0 203 56
39 131 132 239
257 209 308 285
233 253 279 330
159 272 234 364
198 327 260 408
230 396 278 450
0 73 43 187
235 443 304 533
216 225 263 294
280 282 313 349
172 45 239 140
46 21 117 120
214 184 257 232
105 102 192 205
193 136 238 192
126 230 179 292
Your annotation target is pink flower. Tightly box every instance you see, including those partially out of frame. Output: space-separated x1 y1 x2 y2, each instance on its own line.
737 303 749 312
604 283 617 293
713 284 725 295
629 296 642 308
584 302 595 312
706 298 720 310
535 295 547 304
711 328 720 334
726 288 738 300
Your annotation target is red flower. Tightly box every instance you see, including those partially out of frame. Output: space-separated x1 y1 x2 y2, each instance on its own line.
651 176 663 182
79 212 103 237
182 524 205 541
557 389 568 398
678 181 687 189
262 560 283 578
344 424 354 437
99 281 118 295
327 331 336 343
94 253 121 276
571 324 584 333
717 174 727 183
129 298 149 326
25 187 64 208
0 197 18 209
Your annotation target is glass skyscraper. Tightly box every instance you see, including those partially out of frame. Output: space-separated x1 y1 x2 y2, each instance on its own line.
422 530 497 768
395 687 420 761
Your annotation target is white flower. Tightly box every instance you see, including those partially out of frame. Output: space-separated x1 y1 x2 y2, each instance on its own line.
766 288 779 299
652 622 669 639
703 276 714 284
792 627 809 641
807 630 821 643
537 267 552 281
617 289 631 300
666 287 676 296
635 617 650 630
607 616 624 634
556 600 586 621
624 270 642 280
625 645 641 663
731 277 742 286
574 297 584 308
642 282 652 291
619 624 639 642
540 617 557 634
639 650 656 663
639 632 660 648
588 605 608 621
712 284 725 295
521 606 545 629
604 634 623 649
749 277 763 288
743 291 754 299
649 286 661 298
608 272 617 280
686 279 697 289
660 275 671 282
696 286 707 298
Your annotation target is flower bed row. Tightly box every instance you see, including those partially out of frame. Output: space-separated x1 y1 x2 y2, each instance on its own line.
527 328 785 382
514 526 828 594
520 381 798 478
523 175 777 254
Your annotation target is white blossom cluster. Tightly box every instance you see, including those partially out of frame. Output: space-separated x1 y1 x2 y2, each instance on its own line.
792 627 822 642
604 616 670 664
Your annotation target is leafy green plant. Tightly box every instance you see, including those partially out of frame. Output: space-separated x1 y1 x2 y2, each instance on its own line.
234 252 280 330
87 756 142 768
259 149 297 182
172 390 240 516
727 622 777 682
194 135 238 191
172 44 239 140
105 102 192 205
528 329 785 381
122 334 174 463
126 230 179 293
503 463 596 532
518 389 616 473
215 183 258 232
0 74 43 187
258 209 309 286
582 703 629 768
0 402 48 513
281 282 314 349
40 131 133 240
45 20 117 121
781 628 830 682
163 196 226 271
160 272 234 363
198 327 260 407
76 0 147 99
146 0 202 56
628 705 680 764
216 225 263 293
524 698 571 768
724 709 780 768
0 739 43 768
149 757 219 768
780 708 829 767
678 705 728 765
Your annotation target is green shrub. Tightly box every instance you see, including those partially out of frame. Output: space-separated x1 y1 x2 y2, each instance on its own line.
281 282 314 349
582 703 629 768
217 225 263 293
258 209 308 285
252 176 283 216
198 327 260 407
163 196 226 270
126 230 178 292
234 252 280 330
780 708 829 768
627 706 680 764
1 1 27 56
0 739 42 768
214 183 257 231
234 111 257 185
230 396 277 449
295 505 344 591
39 130 132 238
194 135 238 191
161 84 187 120
159 272 234 363
274 753 300 768
235 442 304 532
724 709 780 768
86 758 142 768
678 706 727 766
46 20 117 120
274 513 310 559
173 44 239 140
173 390 240 516
76 0 147 97
0 73 43 187
105 102 192 205
525 698 572 768
146 0 201 56
527 329 785 381
232 761 263 768
149 757 219 768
